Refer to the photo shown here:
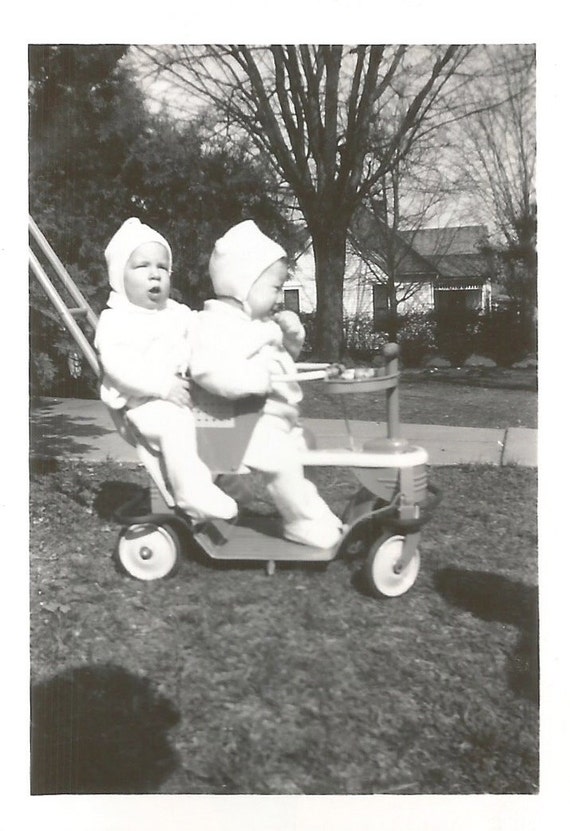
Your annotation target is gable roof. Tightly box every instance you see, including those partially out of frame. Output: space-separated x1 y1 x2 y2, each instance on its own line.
351 210 492 282
349 210 437 280
401 226 492 280
403 225 487 257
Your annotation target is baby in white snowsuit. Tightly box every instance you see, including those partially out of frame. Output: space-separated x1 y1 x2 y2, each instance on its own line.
94 218 237 521
190 220 343 549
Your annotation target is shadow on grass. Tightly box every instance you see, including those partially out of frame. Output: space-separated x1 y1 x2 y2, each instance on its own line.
31 664 180 794
29 456 59 475
93 480 150 520
433 567 539 704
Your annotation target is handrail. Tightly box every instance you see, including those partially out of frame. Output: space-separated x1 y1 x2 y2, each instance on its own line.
29 216 99 331
29 249 100 375
29 215 100 375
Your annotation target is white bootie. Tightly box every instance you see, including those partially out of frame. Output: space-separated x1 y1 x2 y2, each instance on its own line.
178 485 238 522
283 518 343 549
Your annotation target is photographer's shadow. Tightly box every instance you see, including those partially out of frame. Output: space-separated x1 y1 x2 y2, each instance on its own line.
31 664 180 794
433 567 538 704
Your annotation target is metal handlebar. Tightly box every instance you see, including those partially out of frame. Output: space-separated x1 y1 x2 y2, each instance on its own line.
294 362 335 371
272 369 331 383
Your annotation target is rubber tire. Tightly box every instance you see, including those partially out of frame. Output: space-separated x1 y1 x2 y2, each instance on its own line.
116 523 180 581
363 533 420 597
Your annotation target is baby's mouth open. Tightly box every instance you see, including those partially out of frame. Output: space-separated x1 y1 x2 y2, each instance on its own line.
149 285 162 296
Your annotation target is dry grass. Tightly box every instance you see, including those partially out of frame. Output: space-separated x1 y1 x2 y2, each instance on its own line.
302 367 537 429
30 457 538 795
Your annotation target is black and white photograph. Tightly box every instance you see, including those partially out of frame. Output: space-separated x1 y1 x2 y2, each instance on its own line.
5 3 565 828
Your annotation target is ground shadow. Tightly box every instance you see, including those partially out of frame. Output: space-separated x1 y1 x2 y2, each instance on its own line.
349 564 376 599
93 480 150 520
30 403 111 458
29 456 59 475
433 567 539 703
31 664 180 794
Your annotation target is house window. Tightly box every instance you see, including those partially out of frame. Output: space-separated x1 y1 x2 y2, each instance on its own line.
434 288 481 313
283 288 300 314
372 284 389 328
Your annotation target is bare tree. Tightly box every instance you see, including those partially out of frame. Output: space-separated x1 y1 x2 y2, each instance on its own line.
453 45 536 344
134 44 469 358
349 148 459 338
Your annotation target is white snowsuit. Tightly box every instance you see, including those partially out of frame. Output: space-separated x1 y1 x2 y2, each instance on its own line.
191 299 343 548
95 290 237 521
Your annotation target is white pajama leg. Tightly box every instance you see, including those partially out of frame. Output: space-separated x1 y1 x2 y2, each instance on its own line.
126 400 237 520
244 413 343 548
266 466 343 549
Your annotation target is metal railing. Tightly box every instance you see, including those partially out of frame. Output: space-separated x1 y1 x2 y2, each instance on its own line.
29 215 99 375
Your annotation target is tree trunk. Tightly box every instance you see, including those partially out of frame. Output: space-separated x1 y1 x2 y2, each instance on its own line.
386 296 400 341
311 221 347 360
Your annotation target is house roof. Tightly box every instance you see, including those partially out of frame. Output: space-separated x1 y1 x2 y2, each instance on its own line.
349 211 437 280
401 226 491 280
350 211 492 282
403 225 488 257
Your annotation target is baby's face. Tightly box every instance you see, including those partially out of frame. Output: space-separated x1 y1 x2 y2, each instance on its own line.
124 242 171 310
247 259 288 320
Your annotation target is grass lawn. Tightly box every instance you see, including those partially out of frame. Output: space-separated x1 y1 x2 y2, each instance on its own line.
29 368 538 794
302 366 537 429
30 456 538 795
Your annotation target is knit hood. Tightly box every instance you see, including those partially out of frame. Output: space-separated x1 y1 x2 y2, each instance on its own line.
208 220 286 311
105 217 172 295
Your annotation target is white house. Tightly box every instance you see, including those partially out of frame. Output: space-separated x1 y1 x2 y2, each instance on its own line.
283 221 493 325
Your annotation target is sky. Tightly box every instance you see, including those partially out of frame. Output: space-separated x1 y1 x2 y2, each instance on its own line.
126 44 535 239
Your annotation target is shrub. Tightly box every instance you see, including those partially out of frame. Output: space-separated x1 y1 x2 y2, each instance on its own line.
301 310 435 367
298 311 317 358
30 351 58 398
396 312 437 367
434 309 481 366
430 307 531 367
475 309 529 366
300 312 387 362
344 314 387 360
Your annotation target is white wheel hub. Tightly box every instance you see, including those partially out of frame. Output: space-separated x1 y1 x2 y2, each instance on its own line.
117 523 179 581
368 534 420 597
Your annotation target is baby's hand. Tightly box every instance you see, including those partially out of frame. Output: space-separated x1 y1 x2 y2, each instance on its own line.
164 375 192 408
273 310 305 357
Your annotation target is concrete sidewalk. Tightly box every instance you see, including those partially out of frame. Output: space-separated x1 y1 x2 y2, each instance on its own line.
30 397 537 468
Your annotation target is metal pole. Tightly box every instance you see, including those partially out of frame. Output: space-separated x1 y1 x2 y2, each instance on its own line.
383 343 400 439
28 215 99 331
29 250 99 376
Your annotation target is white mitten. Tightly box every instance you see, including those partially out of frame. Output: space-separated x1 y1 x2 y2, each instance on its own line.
273 310 305 357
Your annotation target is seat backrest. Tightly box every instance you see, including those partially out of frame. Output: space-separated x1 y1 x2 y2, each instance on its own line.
108 385 265 477
191 384 264 474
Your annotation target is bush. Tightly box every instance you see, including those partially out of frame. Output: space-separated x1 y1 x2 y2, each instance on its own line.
299 307 532 369
475 309 529 367
29 326 100 400
301 310 435 366
344 314 387 360
30 351 57 397
298 311 317 358
433 309 481 366
395 312 437 367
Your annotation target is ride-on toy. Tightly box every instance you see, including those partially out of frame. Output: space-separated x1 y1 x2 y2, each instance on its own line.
112 343 441 598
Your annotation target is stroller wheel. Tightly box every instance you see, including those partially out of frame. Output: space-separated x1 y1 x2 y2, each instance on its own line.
116 523 180 581
364 533 420 597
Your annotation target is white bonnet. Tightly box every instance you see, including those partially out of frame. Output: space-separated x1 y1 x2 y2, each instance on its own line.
105 218 172 294
208 220 286 306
